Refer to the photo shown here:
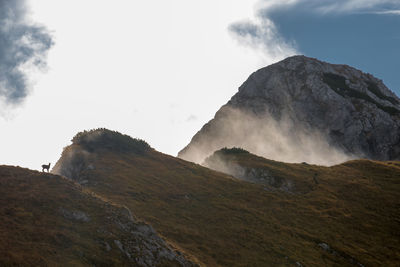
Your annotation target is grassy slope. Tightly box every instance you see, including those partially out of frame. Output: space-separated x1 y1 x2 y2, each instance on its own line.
0 165 193 266
56 144 400 266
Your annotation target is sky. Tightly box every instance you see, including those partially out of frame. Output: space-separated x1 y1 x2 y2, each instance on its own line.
1 0 399 170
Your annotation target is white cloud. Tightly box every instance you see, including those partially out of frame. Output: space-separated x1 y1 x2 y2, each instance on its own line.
186 115 198 122
315 0 400 14
228 0 400 59
228 0 300 63
373 10 400 15
256 0 400 14
228 17 298 62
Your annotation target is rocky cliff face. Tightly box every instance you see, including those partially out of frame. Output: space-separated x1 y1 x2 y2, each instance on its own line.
179 56 400 165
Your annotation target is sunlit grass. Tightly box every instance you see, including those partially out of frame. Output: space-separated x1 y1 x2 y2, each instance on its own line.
61 146 400 266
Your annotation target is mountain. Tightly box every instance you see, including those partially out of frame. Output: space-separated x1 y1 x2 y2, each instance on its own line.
0 165 195 266
178 55 400 165
53 129 400 266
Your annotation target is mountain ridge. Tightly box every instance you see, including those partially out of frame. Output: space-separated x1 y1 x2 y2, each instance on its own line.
178 55 400 165
51 128 400 266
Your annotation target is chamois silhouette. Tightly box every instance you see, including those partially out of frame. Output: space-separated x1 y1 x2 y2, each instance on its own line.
42 163 51 172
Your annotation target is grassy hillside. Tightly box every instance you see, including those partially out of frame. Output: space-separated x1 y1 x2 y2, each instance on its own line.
0 165 195 266
54 129 400 266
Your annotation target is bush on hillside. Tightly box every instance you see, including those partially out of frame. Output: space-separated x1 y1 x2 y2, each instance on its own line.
218 147 249 155
72 128 151 154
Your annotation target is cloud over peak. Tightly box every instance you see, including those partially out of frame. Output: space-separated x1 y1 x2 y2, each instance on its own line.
0 0 53 106
228 0 400 61
228 17 298 62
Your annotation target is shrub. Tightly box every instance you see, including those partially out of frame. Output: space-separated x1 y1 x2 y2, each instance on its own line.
72 128 151 154
219 147 249 155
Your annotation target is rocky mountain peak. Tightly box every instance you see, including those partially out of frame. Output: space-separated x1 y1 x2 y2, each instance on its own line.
179 55 400 165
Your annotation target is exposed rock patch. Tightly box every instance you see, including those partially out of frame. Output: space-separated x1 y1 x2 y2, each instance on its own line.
89 200 197 266
318 242 365 267
204 148 295 192
59 207 90 222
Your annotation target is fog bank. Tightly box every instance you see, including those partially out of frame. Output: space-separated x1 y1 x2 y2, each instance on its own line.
180 107 354 166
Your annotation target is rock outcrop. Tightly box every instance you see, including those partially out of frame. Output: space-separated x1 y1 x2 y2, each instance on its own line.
204 148 295 193
179 56 400 165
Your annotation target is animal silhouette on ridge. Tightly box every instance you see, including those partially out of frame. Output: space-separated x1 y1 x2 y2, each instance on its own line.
42 163 51 172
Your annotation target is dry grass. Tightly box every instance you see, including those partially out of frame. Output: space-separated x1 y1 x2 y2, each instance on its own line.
60 146 400 266
0 165 189 266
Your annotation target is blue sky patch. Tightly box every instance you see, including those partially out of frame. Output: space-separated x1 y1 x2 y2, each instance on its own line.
270 11 400 95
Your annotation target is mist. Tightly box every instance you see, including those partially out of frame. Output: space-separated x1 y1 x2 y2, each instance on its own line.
52 146 91 182
181 106 354 166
